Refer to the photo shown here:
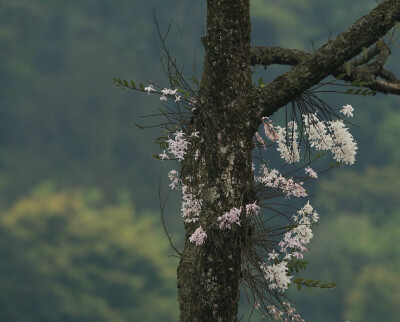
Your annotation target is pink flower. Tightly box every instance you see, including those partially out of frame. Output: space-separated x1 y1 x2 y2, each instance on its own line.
189 226 207 246
246 202 260 216
218 207 242 230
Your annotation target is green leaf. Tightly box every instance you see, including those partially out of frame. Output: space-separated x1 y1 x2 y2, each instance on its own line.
336 73 346 80
293 278 304 283
358 81 371 86
139 83 145 90
123 80 128 86
345 88 354 94
297 283 301 291
150 154 161 160
131 81 136 89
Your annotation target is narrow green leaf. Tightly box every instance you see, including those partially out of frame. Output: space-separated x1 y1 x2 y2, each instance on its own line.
150 154 161 160
336 73 346 80
133 123 144 130
131 81 136 89
139 83 145 90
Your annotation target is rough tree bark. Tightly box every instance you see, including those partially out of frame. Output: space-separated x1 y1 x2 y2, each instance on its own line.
177 1 256 321
176 0 400 321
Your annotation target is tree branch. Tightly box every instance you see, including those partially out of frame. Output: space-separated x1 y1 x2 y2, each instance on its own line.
250 46 310 66
254 0 400 118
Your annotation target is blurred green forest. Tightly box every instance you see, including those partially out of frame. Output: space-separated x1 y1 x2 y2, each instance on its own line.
0 0 399 321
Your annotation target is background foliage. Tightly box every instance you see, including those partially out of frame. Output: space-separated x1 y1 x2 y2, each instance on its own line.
0 0 399 321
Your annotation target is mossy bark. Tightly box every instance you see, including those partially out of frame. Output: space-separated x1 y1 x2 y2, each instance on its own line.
177 1 256 321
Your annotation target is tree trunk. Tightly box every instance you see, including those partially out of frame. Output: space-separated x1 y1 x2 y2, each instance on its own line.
177 1 255 321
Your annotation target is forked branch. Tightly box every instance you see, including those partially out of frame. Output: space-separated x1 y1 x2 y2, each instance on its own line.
252 0 400 119
251 41 400 96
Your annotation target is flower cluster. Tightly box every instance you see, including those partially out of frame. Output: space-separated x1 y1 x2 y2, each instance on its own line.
181 183 202 223
256 164 307 198
328 120 358 165
246 202 260 217
218 207 242 230
303 112 357 165
189 226 207 246
260 201 318 292
267 302 304 322
258 106 357 165
161 88 181 102
275 121 300 163
144 85 181 102
161 130 206 244
260 261 293 291
160 130 190 161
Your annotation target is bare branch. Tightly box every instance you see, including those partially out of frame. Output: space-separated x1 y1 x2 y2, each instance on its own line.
250 46 310 66
254 0 400 118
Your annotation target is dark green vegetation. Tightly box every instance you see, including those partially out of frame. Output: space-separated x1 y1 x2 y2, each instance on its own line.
0 0 399 321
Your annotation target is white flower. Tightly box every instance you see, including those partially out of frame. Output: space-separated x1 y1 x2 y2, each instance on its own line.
181 183 202 223
168 170 180 189
161 88 178 96
144 84 156 94
166 131 190 161
303 113 357 165
305 166 318 178
275 121 300 163
268 250 279 261
190 131 200 138
260 261 292 292
189 226 207 246
160 95 167 101
255 165 307 198
341 104 354 117
329 120 358 164
159 150 169 160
